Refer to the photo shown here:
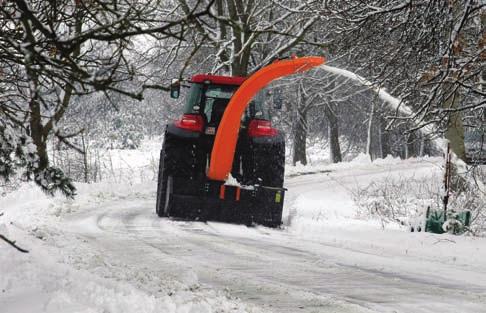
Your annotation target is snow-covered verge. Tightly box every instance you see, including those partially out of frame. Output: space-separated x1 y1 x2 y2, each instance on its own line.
50 137 162 186
286 152 407 177
0 183 264 313
92 138 161 184
284 155 444 229
282 157 486 302
286 153 486 235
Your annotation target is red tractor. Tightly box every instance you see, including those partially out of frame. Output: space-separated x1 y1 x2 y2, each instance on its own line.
155 56 324 227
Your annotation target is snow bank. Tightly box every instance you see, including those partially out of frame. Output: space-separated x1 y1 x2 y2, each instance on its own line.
285 152 408 178
284 156 443 231
93 137 161 184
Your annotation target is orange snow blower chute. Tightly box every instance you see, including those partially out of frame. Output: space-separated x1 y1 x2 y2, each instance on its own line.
207 56 325 181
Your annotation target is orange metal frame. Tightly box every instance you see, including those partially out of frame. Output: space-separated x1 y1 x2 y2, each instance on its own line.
207 56 325 181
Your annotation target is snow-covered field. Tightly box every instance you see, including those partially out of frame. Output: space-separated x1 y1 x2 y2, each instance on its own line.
2 142 486 313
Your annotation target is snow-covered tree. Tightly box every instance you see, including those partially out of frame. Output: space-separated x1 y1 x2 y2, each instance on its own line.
175 0 326 76
322 1 485 159
0 0 210 195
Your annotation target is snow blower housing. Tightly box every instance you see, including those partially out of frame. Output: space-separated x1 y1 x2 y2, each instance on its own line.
156 56 324 227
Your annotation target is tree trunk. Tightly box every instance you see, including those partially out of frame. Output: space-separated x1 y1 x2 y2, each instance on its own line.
444 90 466 161
293 106 308 166
443 3 467 162
324 104 342 163
366 101 375 160
81 132 89 183
227 0 249 76
379 116 391 157
405 131 418 159
28 75 50 175
479 5 485 93
25 3 84 178
419 136 432 157
292 83 310 166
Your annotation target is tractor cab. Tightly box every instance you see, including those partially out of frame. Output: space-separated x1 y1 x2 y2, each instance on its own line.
172 74 275 138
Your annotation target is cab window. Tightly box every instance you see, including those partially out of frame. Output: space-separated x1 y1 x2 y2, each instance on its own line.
183 83 270 122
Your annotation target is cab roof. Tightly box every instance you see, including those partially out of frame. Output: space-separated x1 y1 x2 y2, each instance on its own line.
190 74 246 86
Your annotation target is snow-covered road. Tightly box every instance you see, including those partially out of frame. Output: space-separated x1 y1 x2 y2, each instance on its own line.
2 157 486 312
55 159 486 313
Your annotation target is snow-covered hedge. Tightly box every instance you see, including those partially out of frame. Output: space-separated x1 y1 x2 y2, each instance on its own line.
353 165 486 236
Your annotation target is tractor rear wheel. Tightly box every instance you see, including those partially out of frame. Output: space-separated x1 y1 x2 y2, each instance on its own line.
267 143 285 188
156 133 195 217
256 142 285 188
156 146 169 217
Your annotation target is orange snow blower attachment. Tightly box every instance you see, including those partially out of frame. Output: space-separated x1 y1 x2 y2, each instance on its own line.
207 56 325 181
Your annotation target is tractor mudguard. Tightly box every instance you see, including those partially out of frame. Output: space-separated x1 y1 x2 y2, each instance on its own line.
166 124 200 140
251 132 285 146
207 56 325 181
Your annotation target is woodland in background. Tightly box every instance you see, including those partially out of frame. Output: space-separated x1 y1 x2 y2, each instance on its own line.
0 0 485 193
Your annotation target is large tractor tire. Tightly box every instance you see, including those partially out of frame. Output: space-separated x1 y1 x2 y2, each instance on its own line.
254 142 285 188
156 144 171 217
265 142 285 188
155 134 195 217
